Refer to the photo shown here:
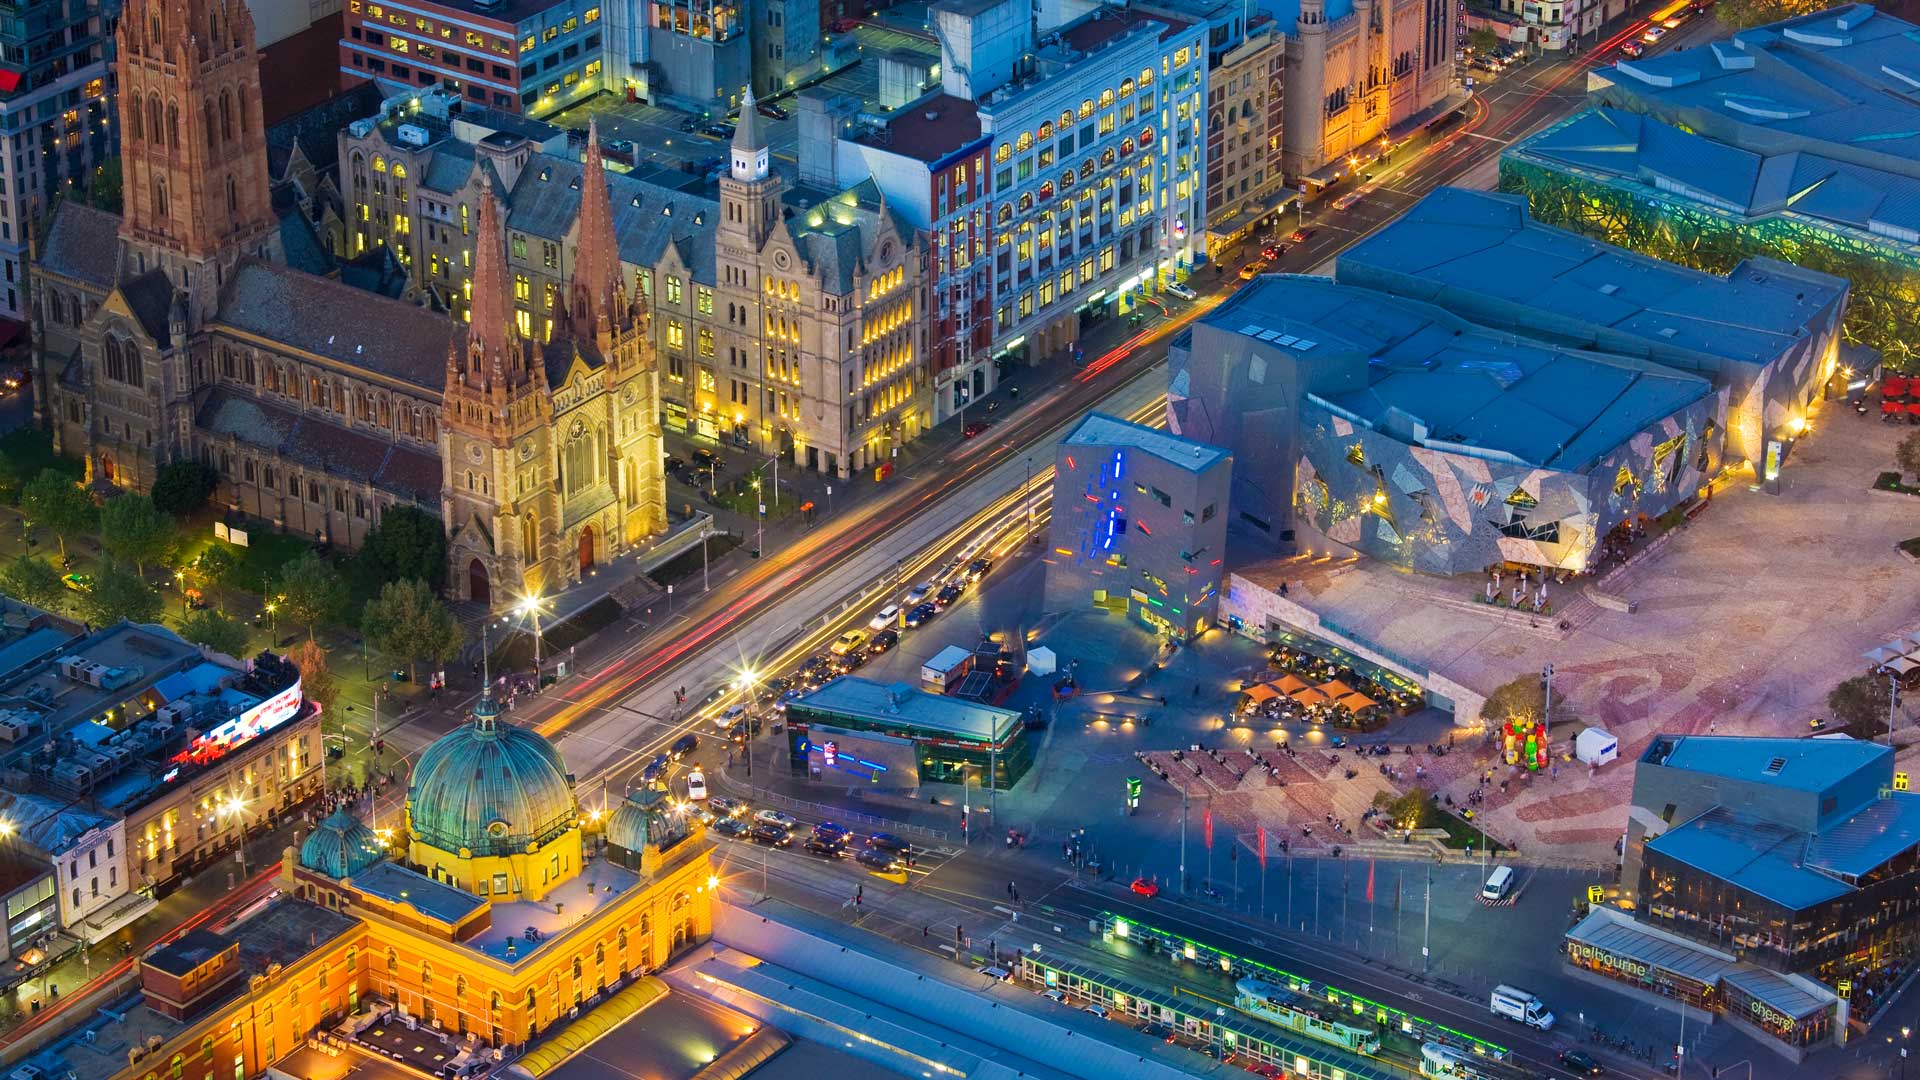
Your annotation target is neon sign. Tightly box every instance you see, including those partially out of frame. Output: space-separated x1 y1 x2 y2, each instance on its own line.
169 677 304 773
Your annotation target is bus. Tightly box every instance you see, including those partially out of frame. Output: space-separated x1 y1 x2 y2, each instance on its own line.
1332 183 1377 211
1233 976 1382 1055
1650 0 1692 26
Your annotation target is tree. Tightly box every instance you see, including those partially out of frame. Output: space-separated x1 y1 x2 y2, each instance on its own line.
1829 674 1893 739
0 554 66 610
293 639 341 720
274 551 347 639
20 469 95 558
1468 27 1499 52
76 562 162 626
99 493 178 576
187 544 238 594
354 506 448 593
361 578 465 684
1899 431 1920 485
1715 0 1828 30
1383 787 1436 831
150 459 219 517
85 158 122 212
175 608 250 657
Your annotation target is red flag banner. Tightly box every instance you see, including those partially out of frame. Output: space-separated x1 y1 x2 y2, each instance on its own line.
1366 859 1376 903
1256 826 1268 869
1203 807 1214 850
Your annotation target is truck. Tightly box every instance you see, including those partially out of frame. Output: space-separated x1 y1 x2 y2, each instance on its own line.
1488 984 1554 1030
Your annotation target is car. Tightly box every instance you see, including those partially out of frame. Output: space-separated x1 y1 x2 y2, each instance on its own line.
1261 245 1281 261
640 753 670 786
1042 989 1068 1003
868 604 901 630
749 822 791 846
855 846 899 871
757 101 789 120
606 138 636 158
905 582 934 605
868 629 899 654
867 832 911 853
811 821 850 842
831 630 867 656
709 796 745 817
663 454 686 473
1558 1049 1604 1075
1165 282 1197 301
934 584 963 610
831 649 868 674
1641 25 1666 44
1289 228 1316 243
685 769 708 800
1618 39 1645 58
1130 877 1161 898
754 809 798 829
965 557 993 581
701 122 735 139
1238 261 1267 281
680 116 703 132
803 837 846 858
716 702 749 729
773 688 805 713
1138 1022 1170 1040
904 603 937 628
1083 1003 1111 1019
670 733 700 760
963 420 992 438
975 964 1013 980
712 815 750 838
728 719 751 744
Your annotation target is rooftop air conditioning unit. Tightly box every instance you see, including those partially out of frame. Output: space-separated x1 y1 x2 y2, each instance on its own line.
396 124 431 148
348 119 374 139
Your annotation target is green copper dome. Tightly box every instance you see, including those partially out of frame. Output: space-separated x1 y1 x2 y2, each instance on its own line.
407 713 577 857
299 808 385 879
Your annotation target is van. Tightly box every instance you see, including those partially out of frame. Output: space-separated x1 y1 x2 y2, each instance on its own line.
1490 984 1555 1030
1482 865 1514 901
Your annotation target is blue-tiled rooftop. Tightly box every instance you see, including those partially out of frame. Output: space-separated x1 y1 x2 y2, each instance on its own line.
1646 808 1851 911
1339 188 1843 368
1642 734 1890 795
1204 276 1711 470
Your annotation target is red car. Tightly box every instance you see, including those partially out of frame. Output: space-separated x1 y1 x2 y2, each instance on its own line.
1261 245 1282 260
963 420 991 438
1289 228 1316 243
1129 877 1161 898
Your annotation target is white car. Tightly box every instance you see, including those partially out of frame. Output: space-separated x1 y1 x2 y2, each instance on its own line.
869 604 900 631
1641 25 1666 44
1166 282 1197 301
754 808 797 829
905 582 934 605
716 703 748 729
686 769 708 800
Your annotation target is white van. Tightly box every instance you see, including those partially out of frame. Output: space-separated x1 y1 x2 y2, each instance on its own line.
1482 865 1514 901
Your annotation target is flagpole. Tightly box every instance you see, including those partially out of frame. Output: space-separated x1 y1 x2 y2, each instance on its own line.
1422 861 1432 974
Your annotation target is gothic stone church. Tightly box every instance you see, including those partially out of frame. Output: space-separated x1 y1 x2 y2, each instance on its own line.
29 0 666 605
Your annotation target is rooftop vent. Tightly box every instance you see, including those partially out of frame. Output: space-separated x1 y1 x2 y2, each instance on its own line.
1764 756 1788 775
1598 283 1619 295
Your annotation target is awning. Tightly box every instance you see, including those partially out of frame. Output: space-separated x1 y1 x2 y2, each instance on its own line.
1319 679 1357 699
1273 673 1310 694
1290 686 1331 706
517 976 668 1075
1335 692 1378 712
1890 656 1920 675
1242 683 1282 705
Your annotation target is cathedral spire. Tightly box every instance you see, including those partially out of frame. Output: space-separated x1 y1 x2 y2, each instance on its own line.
466 172 517 385
570 120 623 330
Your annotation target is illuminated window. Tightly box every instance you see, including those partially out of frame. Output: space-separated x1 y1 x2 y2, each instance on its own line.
515 309 532 338
585 6 601 20
995 144 1012 164
514 275 530 301
667 319 685 348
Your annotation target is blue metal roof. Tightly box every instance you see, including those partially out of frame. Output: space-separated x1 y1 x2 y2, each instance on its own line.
1339 188 1843 368
1806 791 1920 879
406 718 577 858
1062 411 1231 473
1644 734 1890 795
1203 276 1711 470
793 678 1021 742
1646 808 1850 911
351 861 488 924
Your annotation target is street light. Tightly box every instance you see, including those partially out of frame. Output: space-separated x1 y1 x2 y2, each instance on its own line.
519 592 547 686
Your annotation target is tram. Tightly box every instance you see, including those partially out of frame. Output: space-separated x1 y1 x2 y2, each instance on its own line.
1232 976 1381 1055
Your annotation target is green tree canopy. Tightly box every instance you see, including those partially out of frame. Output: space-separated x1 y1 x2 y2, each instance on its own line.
274 551 347 639
150 459 219 517
187 544 239 594
20 469 95 558
292 639 341 720
99 493 178 576
76 562 162 626
1715 0 1829 30
355 506 447 593
175 608 250 657
362 578 464 684
1898 431 1920 484
1829 673 1893 738
1467 27 1498 52
1481 671 1577 728
0 554 66 611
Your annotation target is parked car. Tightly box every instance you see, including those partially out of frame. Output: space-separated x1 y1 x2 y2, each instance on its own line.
755 809 798 829
670 733 700 760
976 964 1013 980
904 602 938 628
701 122 736 139
756 101 789 120
749 822 791 846
1130 877 1161 898
680 116 703 132
1165 282 1197 301
869 604 901 630
963 420 992 438
868 629 900 654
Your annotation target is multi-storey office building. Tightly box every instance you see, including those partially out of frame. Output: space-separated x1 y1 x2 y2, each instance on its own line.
841 0 1208 418
0 0 117 321
340 0 608 115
